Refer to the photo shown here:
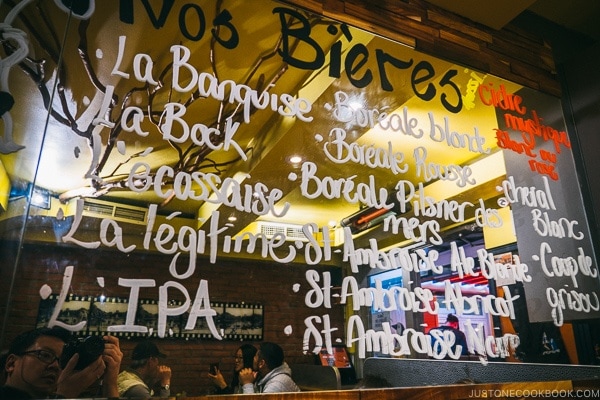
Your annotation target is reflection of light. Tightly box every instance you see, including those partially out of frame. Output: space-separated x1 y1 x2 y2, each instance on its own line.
31 187 50 209
349 100 363 110
228 215 237 222
289 155 302 164
99 295 106 302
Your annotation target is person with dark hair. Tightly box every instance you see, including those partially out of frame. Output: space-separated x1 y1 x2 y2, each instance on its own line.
430 314 470 359
117 340 171 398
209 344 257 394
0 351 8 386
0 327 122 399
239 342 299 393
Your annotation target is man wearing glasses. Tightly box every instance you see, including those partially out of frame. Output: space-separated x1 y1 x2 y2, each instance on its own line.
0 327 122 399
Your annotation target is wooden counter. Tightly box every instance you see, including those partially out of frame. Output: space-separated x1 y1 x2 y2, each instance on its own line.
173 379 599 400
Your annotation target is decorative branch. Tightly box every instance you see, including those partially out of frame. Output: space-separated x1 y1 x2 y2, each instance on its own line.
5 1 331 207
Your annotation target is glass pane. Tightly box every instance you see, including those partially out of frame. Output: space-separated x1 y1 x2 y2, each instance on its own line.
1 0 599 396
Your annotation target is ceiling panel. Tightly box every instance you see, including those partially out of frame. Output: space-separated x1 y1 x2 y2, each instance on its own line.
426 0 600 42
424 0 537 30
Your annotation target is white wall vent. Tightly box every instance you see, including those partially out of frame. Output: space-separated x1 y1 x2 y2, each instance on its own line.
259 222 310 242
82 199 147 225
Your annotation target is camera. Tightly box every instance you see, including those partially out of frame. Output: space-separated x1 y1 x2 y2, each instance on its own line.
60 336 105 370
209 362 219 375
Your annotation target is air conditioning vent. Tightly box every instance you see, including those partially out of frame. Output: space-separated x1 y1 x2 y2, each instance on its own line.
259 222 310 242
82 199 147 225
83 201 114 216
113 207 146 222
285 226 308 241
261 224 285 237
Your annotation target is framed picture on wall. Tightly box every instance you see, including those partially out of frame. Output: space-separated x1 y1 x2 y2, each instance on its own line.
136 299 183 338
88 297 129 336
35 296 263 341
36 294 93 336
493 252 517 286
180 302 225 339
220 303 263 340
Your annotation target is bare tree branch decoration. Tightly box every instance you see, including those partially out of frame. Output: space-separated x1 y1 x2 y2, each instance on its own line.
3 0 323 208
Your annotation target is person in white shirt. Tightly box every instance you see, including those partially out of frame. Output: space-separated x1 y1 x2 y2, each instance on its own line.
239 342 300 394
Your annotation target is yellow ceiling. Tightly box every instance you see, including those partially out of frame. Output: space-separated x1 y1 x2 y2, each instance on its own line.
0 0 520 250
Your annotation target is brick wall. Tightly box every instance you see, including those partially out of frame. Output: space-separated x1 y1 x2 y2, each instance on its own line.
0 243 344 397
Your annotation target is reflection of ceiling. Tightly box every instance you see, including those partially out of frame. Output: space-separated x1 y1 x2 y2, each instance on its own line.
424 0 537 30
425 0 600 42
0 1 548 258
